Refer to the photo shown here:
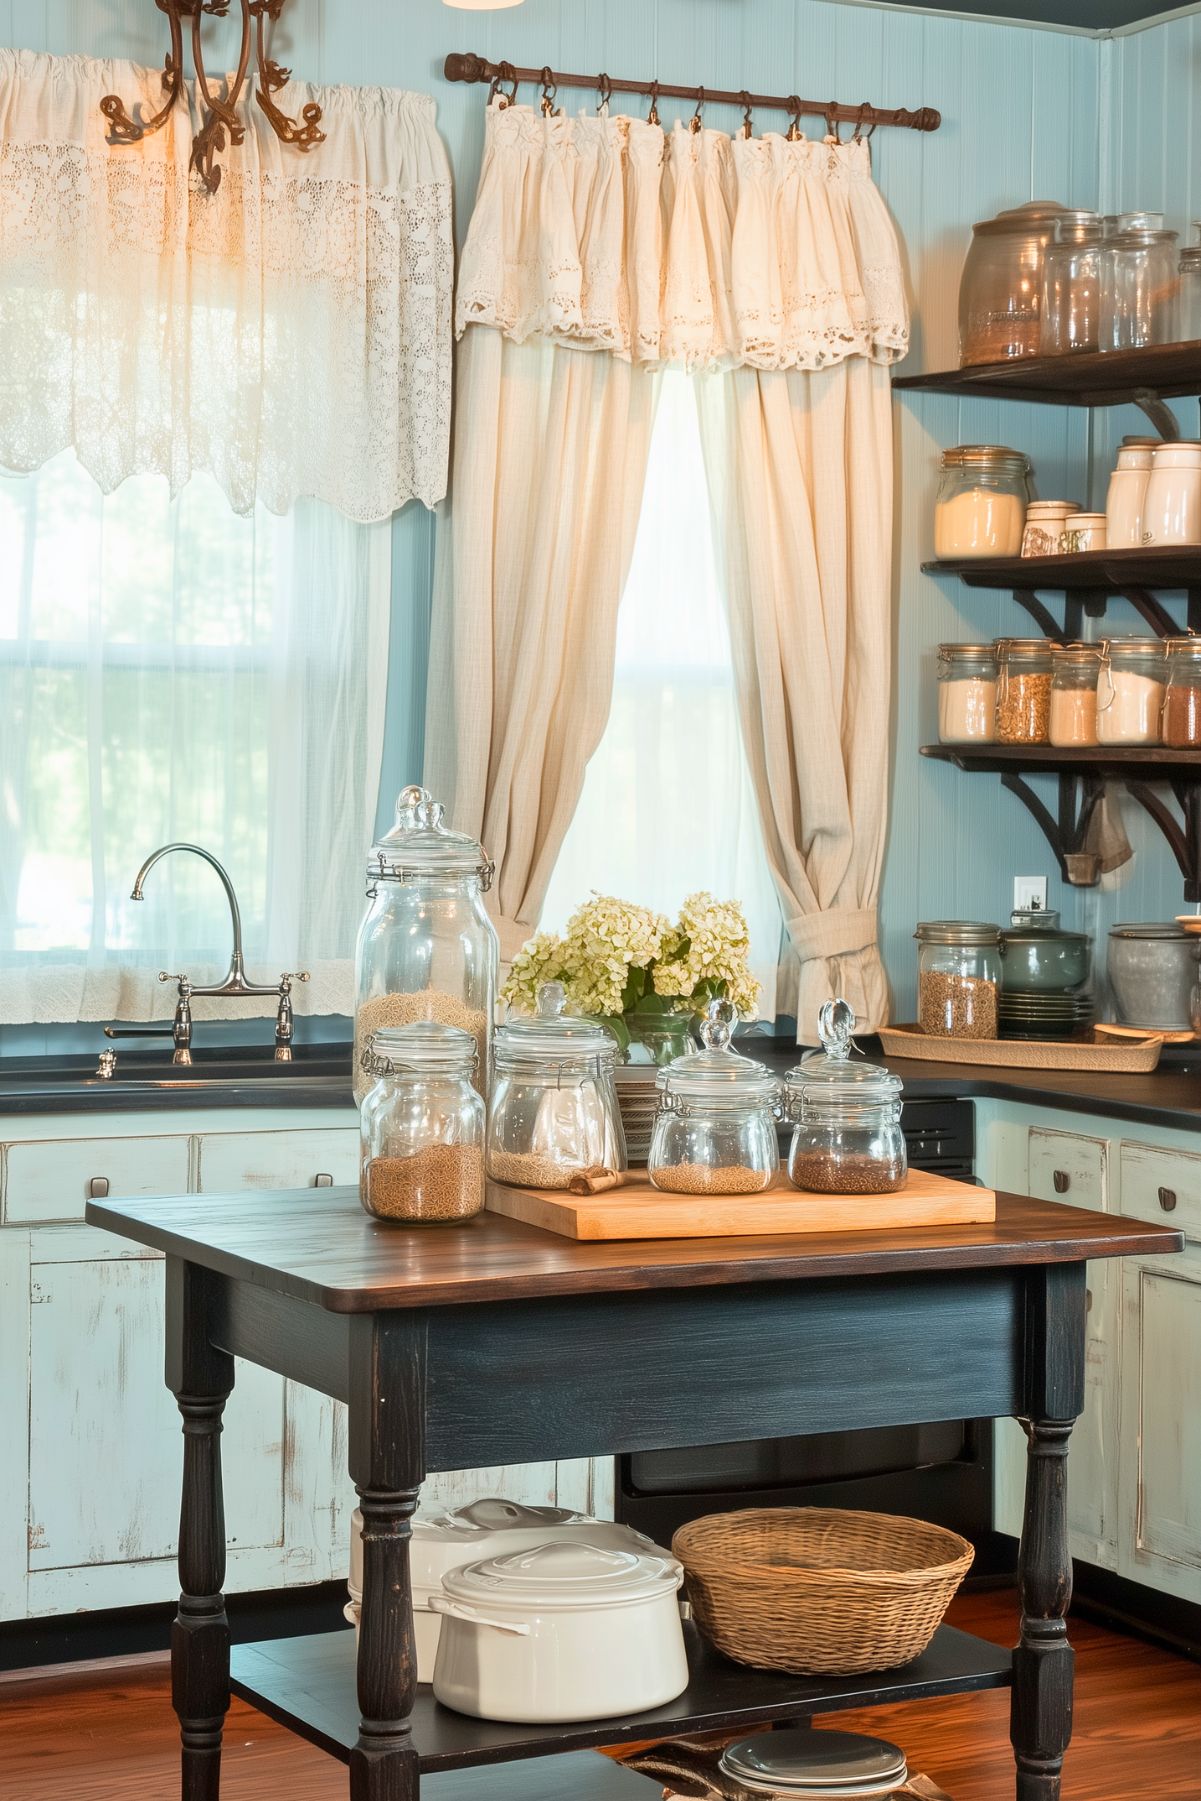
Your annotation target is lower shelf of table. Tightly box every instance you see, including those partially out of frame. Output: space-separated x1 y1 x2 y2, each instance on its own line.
230 1621 1012 1771
421 1752 660 1801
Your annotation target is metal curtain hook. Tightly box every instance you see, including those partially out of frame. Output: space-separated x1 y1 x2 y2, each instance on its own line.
539 65 559 116
690 86 705 133
647 79 660 127
740 90 753 139
490 61 518 108
786 94 802 141
854 102 876 141
826 100 841 140
596 71 612 112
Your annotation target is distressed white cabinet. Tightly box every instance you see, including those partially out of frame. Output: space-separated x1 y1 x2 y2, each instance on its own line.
977 1101 1201 1607
0 1107 609 1625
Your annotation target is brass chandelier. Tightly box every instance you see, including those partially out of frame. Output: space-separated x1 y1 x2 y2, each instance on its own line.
101 1 326 195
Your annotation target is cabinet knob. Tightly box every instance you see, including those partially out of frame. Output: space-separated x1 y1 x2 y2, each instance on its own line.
1052 1169 1071 1194
87 1176 110 1199
1158 1186 1178 1212
312 1172 333 1188
1086 1287 1093 1313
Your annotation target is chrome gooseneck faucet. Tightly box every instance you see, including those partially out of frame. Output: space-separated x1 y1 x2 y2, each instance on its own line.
105 843 308 1063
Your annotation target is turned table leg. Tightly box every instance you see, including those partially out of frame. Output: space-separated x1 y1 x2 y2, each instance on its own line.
1011 1265 1086 1801
166 1261 235 1801
348 1316 427 1801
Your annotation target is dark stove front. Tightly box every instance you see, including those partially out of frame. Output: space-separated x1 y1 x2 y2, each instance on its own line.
616 1098 1005 1571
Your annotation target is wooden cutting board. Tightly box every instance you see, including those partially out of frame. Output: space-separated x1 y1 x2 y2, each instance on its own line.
485 1167 996 1242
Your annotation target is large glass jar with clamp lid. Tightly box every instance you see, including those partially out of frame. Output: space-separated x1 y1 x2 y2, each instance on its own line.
354 786 499 1103
487 983 626 1190
784 1001 907 1195
647 1000 780 1196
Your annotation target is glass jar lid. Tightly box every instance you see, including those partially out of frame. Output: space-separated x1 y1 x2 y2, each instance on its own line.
938 641 997 663
970 200 1067 236
915 919 1002 946
995 637 1056 663
494 981 615 1067
657 999 779 1107
785 999 902 1108
1165 636 1201 660
1100 636 1166 666
1052 642 1104 665
1051 209 1102 241
720 1730 907 1797
363 1021 478 1078
368 785 494 887
940 444 1030 475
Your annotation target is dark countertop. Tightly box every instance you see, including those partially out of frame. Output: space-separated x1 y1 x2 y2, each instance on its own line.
0 1035 1198 1133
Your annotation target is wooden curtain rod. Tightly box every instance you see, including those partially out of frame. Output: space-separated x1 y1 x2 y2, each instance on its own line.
444 53 940 135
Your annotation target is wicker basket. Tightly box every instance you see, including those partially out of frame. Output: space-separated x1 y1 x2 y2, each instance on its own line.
672 1507 974 1676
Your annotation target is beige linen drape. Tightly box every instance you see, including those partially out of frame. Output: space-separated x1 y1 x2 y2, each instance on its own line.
696 361 895 1028
428 100 908 1008
424 329 657 959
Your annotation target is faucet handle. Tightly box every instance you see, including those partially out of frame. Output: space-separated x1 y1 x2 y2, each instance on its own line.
279 971 310 993
158 971 193 992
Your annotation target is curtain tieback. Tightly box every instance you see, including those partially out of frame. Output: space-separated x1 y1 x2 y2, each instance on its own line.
787 907 878 964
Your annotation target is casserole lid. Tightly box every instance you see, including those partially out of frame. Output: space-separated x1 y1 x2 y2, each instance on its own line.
369 785 493 885
442 1540 683 1609
350 1502 663 1597
1003 908 1089 949
657 998 779 1107
494 981 615 1066
720 1729 907 1795
1108 922 1190 940
784 999 901 1107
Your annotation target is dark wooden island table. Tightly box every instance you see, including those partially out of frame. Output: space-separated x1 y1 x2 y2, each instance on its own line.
85 1185 1183 1801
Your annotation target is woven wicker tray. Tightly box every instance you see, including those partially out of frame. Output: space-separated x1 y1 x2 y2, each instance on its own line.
879 1023 1164 1072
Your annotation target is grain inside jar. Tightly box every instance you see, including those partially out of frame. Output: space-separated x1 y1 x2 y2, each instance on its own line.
996 639 1054 745
364 1143 484 1222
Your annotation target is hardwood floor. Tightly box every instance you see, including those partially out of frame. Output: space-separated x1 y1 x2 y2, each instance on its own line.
0 1591 1197 1800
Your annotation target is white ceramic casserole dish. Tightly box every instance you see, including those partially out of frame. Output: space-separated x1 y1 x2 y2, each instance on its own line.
430 1540 689 1723
346 1498 668 1682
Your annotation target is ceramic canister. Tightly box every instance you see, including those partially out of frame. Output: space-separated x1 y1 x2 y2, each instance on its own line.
1143 441 1201 545
1022 501 1080 557
1106 437 1157 547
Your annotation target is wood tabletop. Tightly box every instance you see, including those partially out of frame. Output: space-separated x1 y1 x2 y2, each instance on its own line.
84 1186 1184 1314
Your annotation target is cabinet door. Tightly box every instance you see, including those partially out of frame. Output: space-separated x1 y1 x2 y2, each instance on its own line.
1119 1254 1201 1602
5 1133 191 1225
26 1245 284 1587
1027 1129 1115 1553
195 1126 359 1193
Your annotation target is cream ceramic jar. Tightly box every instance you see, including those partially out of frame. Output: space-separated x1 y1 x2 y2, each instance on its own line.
1143 441 1201 546
430 1541 689 1723
1106 437 1157 548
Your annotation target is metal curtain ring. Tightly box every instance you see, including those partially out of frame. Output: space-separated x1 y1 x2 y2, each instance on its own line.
690 86 705 133
826 100 841 139
647 79 661 126
740 90 753 139
539 65 559 116
596 71 612 112
786 95 802 141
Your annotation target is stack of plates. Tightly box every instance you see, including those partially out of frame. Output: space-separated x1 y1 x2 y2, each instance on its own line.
998 988 1094 1041
719 1730 908 1800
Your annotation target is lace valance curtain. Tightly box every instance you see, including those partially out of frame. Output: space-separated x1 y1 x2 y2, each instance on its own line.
0 49 454 519
455 100 908 373
431 101 909 1030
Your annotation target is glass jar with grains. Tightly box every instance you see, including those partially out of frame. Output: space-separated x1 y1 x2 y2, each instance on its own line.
933 446 1029 559
915 921 1003 1040
648 999 780 1196
487 982 627 1190
783 1000 908 1195
995 639 1054 744
1049 644 1103 747
353 785 498 1104
937 643 998 744
359 1023 485 1225
1162 636 1201 749
1096 639 1166 745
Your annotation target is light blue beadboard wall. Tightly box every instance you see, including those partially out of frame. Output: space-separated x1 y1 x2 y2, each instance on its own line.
0 0 1121 1022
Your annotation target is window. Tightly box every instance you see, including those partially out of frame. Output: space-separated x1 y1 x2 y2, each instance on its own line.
0 452 390 1024
542 371 784 1018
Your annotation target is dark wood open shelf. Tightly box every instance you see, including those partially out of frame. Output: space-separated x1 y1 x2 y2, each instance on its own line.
404 1754 658 1801
923 550 1201 593
230 1622 1012 1769
922 743 1201 899
921 744 1201 776
893 341 1201 408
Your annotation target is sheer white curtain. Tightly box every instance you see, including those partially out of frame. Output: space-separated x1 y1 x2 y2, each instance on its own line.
0 453 390 1022
542 371 784 1017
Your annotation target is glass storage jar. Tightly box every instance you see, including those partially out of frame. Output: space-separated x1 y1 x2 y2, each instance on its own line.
995 639 1054 744
1162 636 1201 748
958 201 1067 366
487 982 626 1190
1096 638 1166 745
1040 210 1103 354
915 920 1002 1040
1100 226 1179 350
1049 644 1102 747
937 643 997 744
359 1023 486 1224
933 446 1029 559
353 786 499 1104
1179 236 1201 341
783 1000 907 1195
647 1000 780 1196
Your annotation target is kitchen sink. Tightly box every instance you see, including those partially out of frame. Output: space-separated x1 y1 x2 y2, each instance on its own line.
0 1042 355 1114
